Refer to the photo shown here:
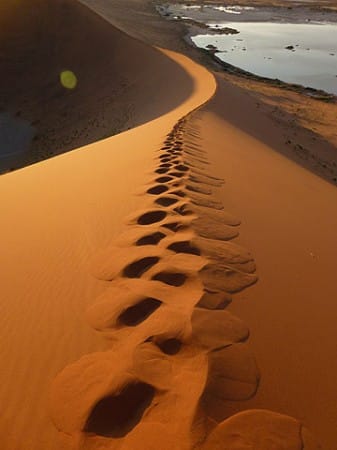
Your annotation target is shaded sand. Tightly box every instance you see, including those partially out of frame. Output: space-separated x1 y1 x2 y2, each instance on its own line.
213 72 337 185
0 13 215 450
0 0 193 172
192 75 337 450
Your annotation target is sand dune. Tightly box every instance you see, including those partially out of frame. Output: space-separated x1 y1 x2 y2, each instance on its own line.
49 107 317 450
193 76 337 449
0 4 217 448
0 1 334 449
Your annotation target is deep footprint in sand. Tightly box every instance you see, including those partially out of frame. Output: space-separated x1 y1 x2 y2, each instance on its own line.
152 271 187 286
50 113 318 450
136 232 166 246
147 185 169 195
167 240 201 256
123 256 160 278
84 382 155 438
155 168 170 174
118 298 162 326
137 210 167 225
162 222 187 232
155 176 174 183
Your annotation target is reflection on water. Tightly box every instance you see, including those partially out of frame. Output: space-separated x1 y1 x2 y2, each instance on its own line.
191 22 337 94
211 6 255 14
160 3 337 23
0 112 35 171
180 4 256 14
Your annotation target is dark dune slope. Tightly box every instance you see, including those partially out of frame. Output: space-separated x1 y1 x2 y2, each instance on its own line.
0 0 193 172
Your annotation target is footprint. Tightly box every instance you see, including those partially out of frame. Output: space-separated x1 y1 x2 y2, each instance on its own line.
156 338 182 355
173 205 193 216
190 167 223 182
174 164 189 172
84 382 155 438
184 152 209 165
136 232 166 246
118 298 162 326
190 194 224 210
168 171 186 178
162 222 186 232
191 308 249 350
159 155 172 162
137 210 167 225
201 410 314 450
186 183 212 196
155 196 179 207
167 241 200 256
194 237 255 272
201 264 258 294
155 176 174 183
190 205 241 226
123 256 160 278
185 146 204 156
152 271 187 286
147 185 169 195
201 343 260 418
168 190 186 198
197 291 232 310
189 174 223 187
191 218 239 241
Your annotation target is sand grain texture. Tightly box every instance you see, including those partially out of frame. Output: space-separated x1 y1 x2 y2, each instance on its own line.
49 89 318 450
0 1 332 449
0 3 215 449
192 77 337 449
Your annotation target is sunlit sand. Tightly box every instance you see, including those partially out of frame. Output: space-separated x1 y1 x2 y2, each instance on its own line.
0 1 336 449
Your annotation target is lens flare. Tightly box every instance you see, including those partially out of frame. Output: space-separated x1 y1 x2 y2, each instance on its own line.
60 70 77 89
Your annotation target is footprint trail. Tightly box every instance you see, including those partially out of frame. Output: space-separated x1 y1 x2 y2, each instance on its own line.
50 111 320 450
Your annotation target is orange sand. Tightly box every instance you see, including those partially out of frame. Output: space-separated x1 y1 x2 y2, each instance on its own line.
0 1 336 450
0 23 215 450
193 76 337 449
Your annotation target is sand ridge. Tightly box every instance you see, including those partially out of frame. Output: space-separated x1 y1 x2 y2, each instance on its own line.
0 27 215 450
50 111 320 449
193 75 337 449
0 1 329 448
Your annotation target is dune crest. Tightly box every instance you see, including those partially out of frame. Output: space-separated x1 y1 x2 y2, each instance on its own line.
50 111 319 449
0 2 323 448
0 15 216 446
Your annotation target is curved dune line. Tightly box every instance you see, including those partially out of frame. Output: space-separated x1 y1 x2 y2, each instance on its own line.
0 0 202 172
49 82 319 449
0 39 214 450
0 10 320 450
